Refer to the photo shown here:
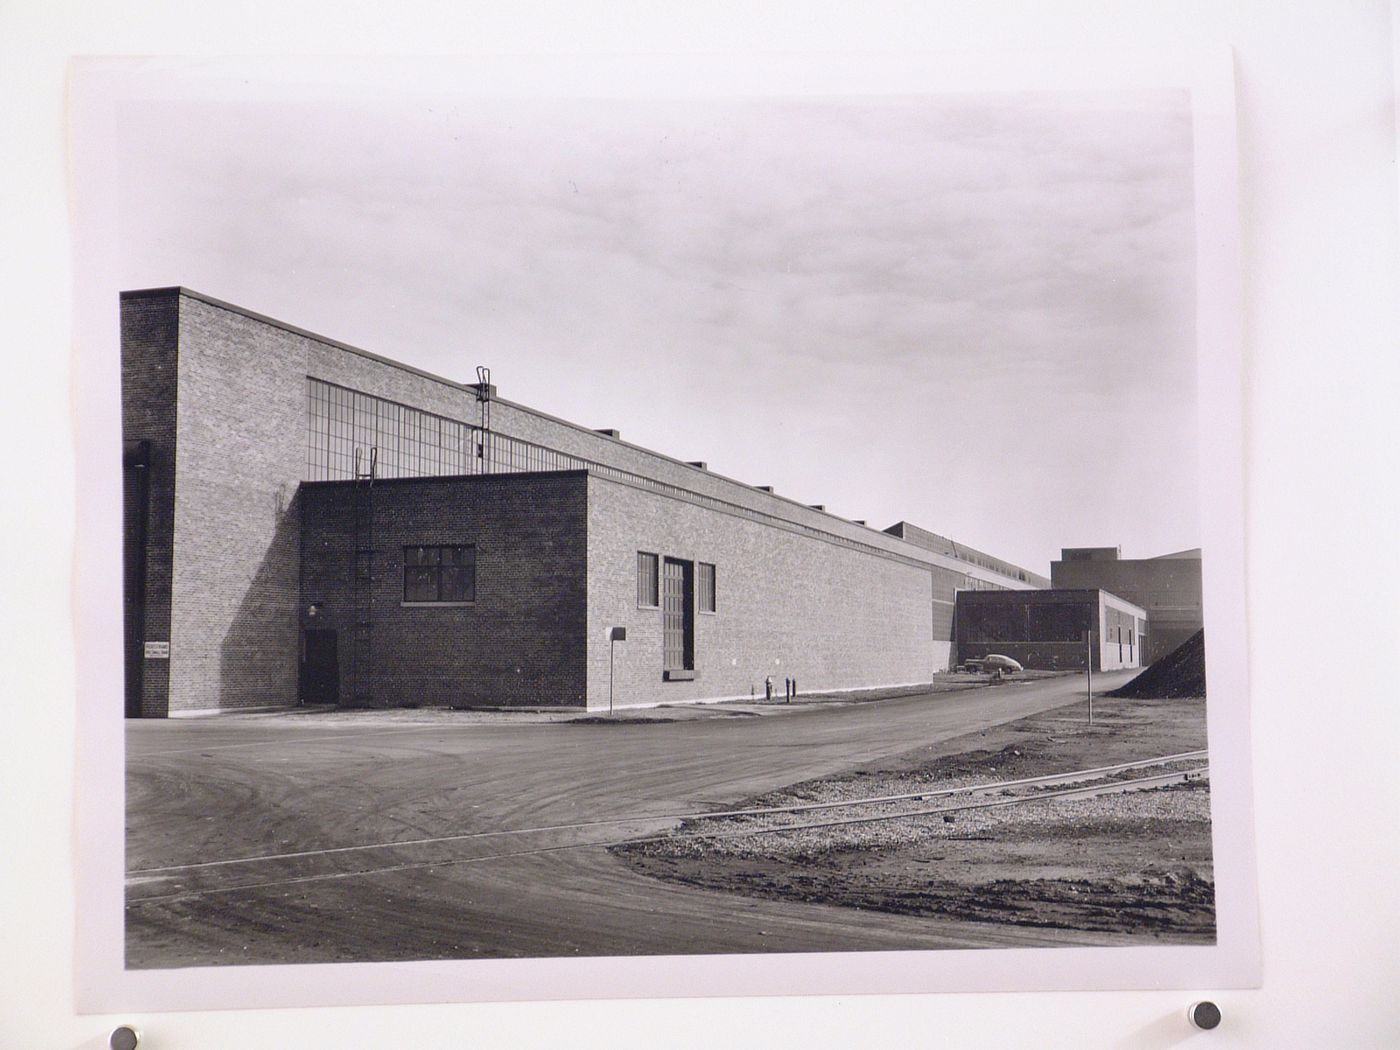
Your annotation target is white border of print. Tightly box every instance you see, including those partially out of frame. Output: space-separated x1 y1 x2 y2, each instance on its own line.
70 46 1255 1014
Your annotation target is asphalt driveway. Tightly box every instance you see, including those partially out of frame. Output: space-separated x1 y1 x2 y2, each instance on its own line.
125 670 1137 967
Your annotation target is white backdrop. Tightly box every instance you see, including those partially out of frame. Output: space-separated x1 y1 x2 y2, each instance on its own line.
2 2 1397 1047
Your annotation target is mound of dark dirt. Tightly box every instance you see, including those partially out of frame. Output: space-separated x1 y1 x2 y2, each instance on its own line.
1109 629 1206 699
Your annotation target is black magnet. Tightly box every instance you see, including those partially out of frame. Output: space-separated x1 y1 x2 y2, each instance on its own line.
1188 1001 1222 1030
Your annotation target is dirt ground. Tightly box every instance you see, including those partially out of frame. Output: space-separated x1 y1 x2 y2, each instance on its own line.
614 693 1215 943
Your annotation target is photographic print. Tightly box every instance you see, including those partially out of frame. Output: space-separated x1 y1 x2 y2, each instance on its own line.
72 52 1255 1010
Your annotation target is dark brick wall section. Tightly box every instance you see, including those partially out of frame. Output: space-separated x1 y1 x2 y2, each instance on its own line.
121 292 180 717
1051 554 1203 664
930 564 964 646
1143 624 1200 664
301 472 588 707
954 589 1146 671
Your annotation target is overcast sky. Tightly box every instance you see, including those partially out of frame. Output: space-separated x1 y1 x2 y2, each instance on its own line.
112 86 1198 574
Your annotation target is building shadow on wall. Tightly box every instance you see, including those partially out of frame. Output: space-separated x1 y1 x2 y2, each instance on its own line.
218 484 303 711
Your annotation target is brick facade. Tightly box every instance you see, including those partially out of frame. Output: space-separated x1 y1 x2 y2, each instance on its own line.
954 588 1147 671
1051 548 1203 664
121 287 1047 715
885 521 1052 588
300 472 588 707
587 474 938 709
121 293 180 716
169 296 306 712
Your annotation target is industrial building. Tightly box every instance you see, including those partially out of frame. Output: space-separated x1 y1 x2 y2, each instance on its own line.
122 287 1054 717
1050 546 1203 664
954 588 1148 672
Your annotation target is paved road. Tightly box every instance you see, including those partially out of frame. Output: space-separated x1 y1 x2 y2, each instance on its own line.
126 672 1137 967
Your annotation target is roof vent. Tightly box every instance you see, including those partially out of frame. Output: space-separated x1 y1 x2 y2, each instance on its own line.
594 428 621 439
756 485 774 493
808 504 826 512
687 461 708 470
854 519 867 526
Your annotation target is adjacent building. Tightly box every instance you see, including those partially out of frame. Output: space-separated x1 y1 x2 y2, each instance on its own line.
953 588 1148 672
122 287 1051 716
1050 546 1203 664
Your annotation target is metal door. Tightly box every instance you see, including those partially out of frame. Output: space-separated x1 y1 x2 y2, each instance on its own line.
300 629 339 704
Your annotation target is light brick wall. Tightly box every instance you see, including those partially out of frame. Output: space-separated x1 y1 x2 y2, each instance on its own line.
123 287 1042 714
170 297 305 711
1096 591 1148 670
152 292 585 712
141 290 512 713
585 474 937 710
492 403 1045 589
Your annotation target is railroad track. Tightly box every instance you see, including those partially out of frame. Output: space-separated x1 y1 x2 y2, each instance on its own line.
126 750 1209 904
653 761 1209 845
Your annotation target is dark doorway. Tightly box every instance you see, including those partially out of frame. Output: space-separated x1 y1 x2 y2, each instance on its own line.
301 629 339 704
662 557 695 677
122 440 150 718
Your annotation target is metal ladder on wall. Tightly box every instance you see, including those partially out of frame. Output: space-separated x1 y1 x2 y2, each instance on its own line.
475 365 493 474
351 446 377 706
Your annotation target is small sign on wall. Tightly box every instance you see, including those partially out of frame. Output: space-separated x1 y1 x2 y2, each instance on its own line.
143 641 170 659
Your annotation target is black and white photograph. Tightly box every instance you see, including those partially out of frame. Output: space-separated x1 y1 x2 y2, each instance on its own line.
7 2 1400 1047
68 49 1260 1012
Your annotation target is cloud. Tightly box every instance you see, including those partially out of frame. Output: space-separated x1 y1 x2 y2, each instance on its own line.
114 88 1199 571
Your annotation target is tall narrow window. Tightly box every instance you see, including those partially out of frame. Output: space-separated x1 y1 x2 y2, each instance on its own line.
637 552 659 608
698 562 716 613
403 545 475 603
662 557 695 673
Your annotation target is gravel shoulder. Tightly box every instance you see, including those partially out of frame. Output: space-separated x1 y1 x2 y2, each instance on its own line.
613 693 1214 943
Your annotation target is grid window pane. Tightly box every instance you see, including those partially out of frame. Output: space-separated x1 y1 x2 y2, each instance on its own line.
442 564 475 602
637 552 659 607
403 545 474 603
307 378 478 483
404 566 438 602
699 562 716 613
662 558 694 671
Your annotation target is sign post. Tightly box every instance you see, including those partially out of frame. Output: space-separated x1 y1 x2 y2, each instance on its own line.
1083 629 1094 725
608 627 627 715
